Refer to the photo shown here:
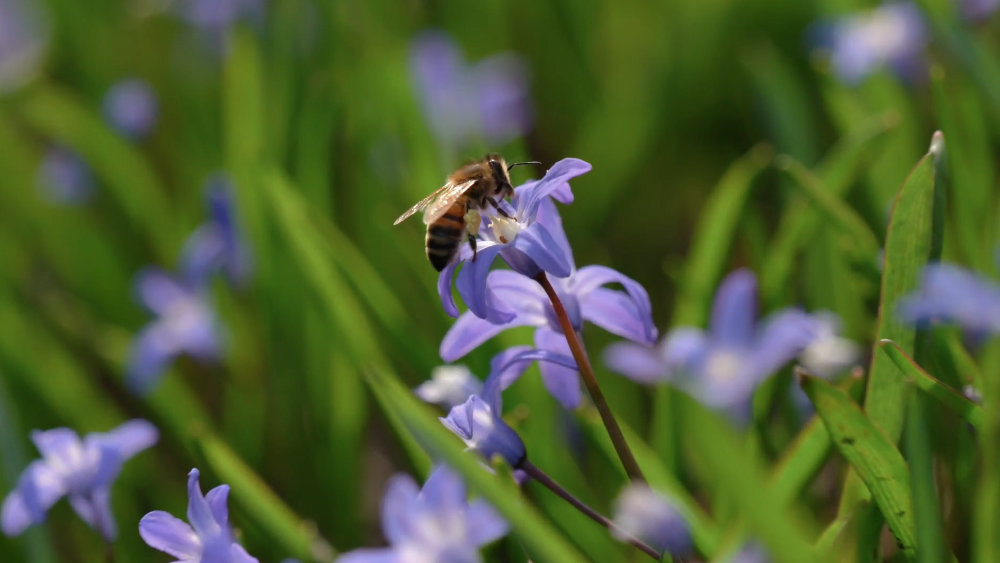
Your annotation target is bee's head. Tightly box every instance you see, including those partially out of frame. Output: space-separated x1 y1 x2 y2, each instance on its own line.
486 154 513 198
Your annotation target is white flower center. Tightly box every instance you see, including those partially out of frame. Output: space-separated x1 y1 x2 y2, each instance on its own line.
489 215 523 244
703 349 742 384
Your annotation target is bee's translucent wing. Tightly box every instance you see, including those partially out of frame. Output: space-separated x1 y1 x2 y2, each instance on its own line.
392 179 476 225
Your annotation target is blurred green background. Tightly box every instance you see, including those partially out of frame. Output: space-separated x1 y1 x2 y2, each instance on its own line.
1 0 999 561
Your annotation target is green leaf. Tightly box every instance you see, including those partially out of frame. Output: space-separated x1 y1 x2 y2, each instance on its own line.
366 370 590 563
799 373 916 560
878 340 983 428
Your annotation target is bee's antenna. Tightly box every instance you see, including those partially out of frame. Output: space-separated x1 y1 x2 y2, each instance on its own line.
507 161 542 171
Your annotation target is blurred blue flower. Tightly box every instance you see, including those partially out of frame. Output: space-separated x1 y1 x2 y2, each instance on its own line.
176 0 263 34
181 174 253 287
1 420 158 541
604 269 820 414
797 312 861 378
897 262 1000 335
139 468 259 563
0 0 47 93
438 158 591 323
103 78 158 141
813 2 928 84
127 267 222 394
611 484 691 557
728 541 771 563
410 30 532 149
440 263 657 408
416 365 483 410
338 464 508 563
36 146 95 204
961 0 1000 20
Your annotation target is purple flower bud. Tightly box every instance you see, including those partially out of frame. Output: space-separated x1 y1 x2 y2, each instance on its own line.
181 174 253 287
139 468 259 563
337 465 508 563
36 146 94 204
1 420 158 541
103 79 158 141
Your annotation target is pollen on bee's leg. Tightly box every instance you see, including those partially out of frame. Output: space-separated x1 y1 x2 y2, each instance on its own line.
464 208 482 235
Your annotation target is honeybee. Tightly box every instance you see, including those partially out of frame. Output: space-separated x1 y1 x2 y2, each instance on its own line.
394 154 540 271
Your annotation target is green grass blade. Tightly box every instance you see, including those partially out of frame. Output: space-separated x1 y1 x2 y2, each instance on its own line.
799 372 916 560
903 395 947 563
366 370 589 563
879 340 983 428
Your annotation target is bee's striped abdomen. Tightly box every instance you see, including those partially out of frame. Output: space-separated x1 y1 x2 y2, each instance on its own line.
425 199 467 271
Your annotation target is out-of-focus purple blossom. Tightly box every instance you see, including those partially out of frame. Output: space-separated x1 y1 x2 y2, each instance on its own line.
0 0 47 93
36 146 95 204
416 365 483 410
127 267 222 395
410 30 532 149
139 468 259 563
103 79 158 141
813 2 928 84
437 158 591 323
337 465 508 563
728 542 771 563
798 312 860 378
176 0 263 33
611 484 691 557
604 269 821 416
1 420 157 541
961 0 1000 20
897 262 1000 335
181 174 253 287
440 263 657 408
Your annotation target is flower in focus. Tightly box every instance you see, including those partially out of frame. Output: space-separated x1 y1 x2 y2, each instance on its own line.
604 269 820 414
797 312 860 378
1 420 158 540
812 2 928 84
139 468 259 563
181 174 253 287
338 464 508 563
897 262 1000 335
416 365 483 410
36 146 95 204
0 0 47 93
440 264 657 408
410 30 532 150
611 484 691 557
103 78 158 141
127 267 222 394
437 157 591 323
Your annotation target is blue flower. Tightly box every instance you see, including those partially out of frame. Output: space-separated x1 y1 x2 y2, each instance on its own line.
139 468 259 563
181 174 253 287
812 2 927 84
961 0 1000 20
416 365 484 410
604 269 820 414
103 79 158 141
127 267 222 394
897 262 1000 335
338 464 508 563
611 484 691 557
438 158 591 323
0 0 47 93
36 146 95 205
410 30 532 149
176 0 263 33
441 264 657 408
1 420 158 541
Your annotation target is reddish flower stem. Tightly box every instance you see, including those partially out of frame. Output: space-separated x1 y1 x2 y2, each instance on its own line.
520 461 660 560
533 272 646 483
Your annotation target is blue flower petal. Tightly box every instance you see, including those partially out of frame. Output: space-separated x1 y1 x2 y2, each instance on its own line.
535 328 582 408
603 342 668 384
572 265 657 344
138 510 200 559
186 469 224 540
380 474 419 545
455 245 514 322
709 269 757 347
437 259 462 317
134 267 187 315
93 419 159 461
508 222 573 278
1 461 65 536
466 498 510 545
68 489 116 541
516 158 591 221
439 312 533 363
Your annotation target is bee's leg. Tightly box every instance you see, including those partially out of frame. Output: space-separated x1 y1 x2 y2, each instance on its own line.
486 196 512 218
467 234 478 262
